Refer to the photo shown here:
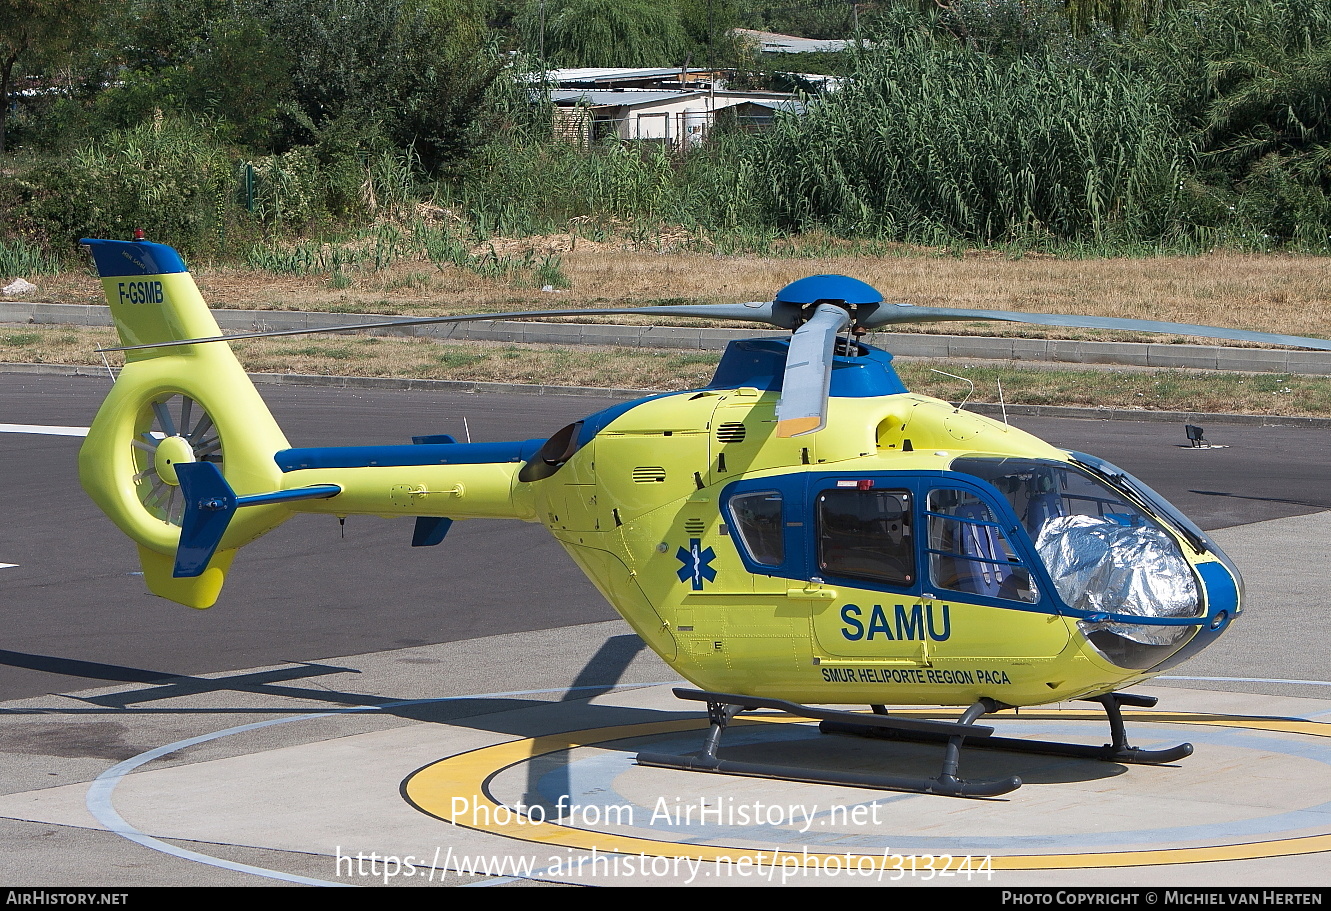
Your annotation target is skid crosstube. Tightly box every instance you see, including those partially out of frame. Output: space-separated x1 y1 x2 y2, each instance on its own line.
635 688 1192 798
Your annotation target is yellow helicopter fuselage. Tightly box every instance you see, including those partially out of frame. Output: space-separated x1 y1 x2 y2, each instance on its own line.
524 389 1229 707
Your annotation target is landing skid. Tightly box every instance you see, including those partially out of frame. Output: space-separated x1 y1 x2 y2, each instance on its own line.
823 692 1194 766
635 688 1191 798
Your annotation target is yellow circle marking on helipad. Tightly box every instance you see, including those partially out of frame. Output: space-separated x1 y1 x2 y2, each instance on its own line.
403 710 1331 871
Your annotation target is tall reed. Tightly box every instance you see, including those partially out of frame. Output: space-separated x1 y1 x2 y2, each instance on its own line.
750 33 1188 245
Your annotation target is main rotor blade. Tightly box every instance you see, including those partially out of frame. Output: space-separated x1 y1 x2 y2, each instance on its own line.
863 305 1331 351
776 303 851 438
97 302 792 353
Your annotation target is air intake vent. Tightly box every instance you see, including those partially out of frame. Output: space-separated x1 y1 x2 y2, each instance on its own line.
716 422 747 443
632 466 666 483
684 518 706 535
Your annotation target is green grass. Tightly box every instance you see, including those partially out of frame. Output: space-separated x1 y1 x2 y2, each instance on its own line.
383 272 434 291
534 255 571 290
668 353 721 368
0 241 61 279
277 344 360 360
436 351 488 368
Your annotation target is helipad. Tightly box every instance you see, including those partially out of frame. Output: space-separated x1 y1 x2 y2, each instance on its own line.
7 670 1331 887
404 708 1331 872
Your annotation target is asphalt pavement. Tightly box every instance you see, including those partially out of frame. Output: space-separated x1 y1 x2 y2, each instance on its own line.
3 374 1331 888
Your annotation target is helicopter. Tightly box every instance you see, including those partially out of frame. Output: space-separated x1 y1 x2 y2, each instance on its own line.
76 236 1331 799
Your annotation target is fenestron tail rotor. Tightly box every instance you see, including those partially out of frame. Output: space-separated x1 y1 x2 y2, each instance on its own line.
131 393 223 527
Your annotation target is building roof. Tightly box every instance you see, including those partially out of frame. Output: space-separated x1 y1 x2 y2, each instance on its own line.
731 28 857 54
549 88 808 113
546 67 717 85
550 89 696 108
728 98 808 113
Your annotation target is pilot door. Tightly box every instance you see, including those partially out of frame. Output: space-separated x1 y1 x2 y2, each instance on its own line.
800 474 1071 666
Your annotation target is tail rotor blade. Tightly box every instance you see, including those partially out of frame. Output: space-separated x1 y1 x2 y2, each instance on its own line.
776 304 851 438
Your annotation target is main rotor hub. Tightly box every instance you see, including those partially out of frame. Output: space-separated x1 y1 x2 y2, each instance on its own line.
774 275 883 334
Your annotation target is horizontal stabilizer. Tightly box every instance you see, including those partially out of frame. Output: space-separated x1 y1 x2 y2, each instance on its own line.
174 462 342 578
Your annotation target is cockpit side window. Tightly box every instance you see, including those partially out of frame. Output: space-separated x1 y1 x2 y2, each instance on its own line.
817 489 914 587
926 489 1038 603
729 491 784 566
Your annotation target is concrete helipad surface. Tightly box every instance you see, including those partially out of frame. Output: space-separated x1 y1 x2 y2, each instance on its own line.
5 645 1331 887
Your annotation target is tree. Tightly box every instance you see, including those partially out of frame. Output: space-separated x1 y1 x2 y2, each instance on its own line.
0 0 97 153
1130 0 1331 243
678 0 740 67
90 0 497 168
522 0 689 67
257 0 496 164
1063 0 1173 35
100 4 292 150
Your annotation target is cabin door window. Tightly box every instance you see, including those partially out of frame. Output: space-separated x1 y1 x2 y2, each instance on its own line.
925 488 1038 604
815 488 914 587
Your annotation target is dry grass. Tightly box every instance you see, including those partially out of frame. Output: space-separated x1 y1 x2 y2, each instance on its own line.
7 323 1331 417
21 246 1331 344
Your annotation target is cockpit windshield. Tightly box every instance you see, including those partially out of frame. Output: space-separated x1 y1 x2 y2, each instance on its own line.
949 456 1157 542
951 456 1203 668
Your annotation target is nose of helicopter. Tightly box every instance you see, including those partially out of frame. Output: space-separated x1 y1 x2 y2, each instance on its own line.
1150 560 1242 673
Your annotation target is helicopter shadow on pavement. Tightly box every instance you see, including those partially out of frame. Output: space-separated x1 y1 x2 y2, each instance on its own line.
583 717 1133 799
0 636 664 734
0 635 701 803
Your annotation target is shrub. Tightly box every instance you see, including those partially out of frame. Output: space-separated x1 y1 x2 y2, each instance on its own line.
9 117 234 256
